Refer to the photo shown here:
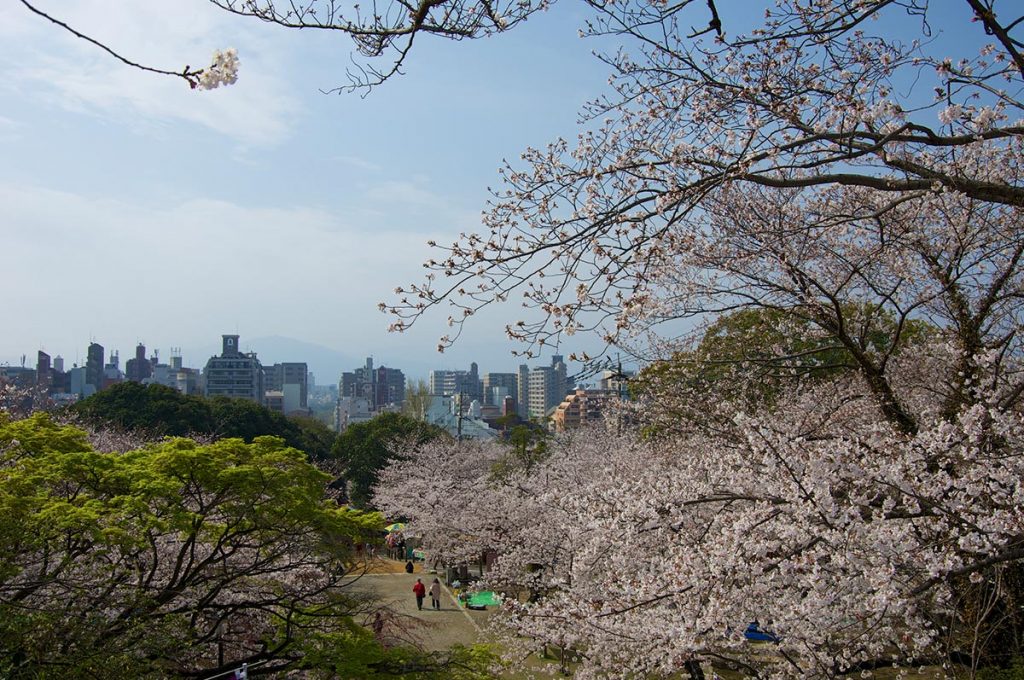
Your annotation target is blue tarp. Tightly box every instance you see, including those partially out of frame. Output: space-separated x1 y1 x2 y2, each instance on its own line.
744 622 779 642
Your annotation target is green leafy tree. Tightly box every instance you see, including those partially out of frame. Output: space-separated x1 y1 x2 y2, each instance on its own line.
70 382 213 436
333 412 447 509
71 384 337 459
208 394 293 439
0 413 387 678
288 414 339 462
633 305 933 423
402 379 433 420
490 423 550 481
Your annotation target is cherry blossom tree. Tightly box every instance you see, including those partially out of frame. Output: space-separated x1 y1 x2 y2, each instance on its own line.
207 0 541 92
374 437 512 566
377 356 1024 677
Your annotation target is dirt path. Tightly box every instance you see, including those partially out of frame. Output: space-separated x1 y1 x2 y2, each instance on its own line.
350 560 491 651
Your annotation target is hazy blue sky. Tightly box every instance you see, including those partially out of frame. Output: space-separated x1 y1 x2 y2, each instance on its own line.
0 0 623 379
0 1 978 381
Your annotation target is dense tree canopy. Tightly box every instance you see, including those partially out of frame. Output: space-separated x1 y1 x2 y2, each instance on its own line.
0 413 386 677
379 358 1024 678
632 306 935 432
69 382 213 436
332 412 447 510
71 383 337 460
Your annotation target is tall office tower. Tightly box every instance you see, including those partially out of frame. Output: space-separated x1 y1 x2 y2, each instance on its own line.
126 343 153 382
526 355 569 420
202 334 265 403
36 351 51 389
428 363 482 402
85 342 104 392
375 365 406 407
339 358 405 409
517 364 530 419
340 357 375 401
482 372 518 407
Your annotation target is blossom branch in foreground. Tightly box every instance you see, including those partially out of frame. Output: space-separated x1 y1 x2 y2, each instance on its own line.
19 0 238 90
384 0 1024 357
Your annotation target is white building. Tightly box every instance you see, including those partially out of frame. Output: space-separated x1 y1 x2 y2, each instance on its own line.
423 395 498 439
335 396 375 432
202 335 264 404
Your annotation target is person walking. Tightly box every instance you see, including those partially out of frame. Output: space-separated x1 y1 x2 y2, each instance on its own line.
429 577 442 610
412 578 426 611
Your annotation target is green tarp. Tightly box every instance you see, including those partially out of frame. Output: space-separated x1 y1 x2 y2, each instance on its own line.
466 591 501 607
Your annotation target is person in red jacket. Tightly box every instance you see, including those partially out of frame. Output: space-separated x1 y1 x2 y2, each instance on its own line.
412 578 426 610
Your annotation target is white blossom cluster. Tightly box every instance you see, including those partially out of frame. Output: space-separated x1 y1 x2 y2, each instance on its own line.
197 48 239 90
377 364 1024 678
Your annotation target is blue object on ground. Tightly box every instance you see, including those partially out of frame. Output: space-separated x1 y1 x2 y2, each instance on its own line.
744 622 779 642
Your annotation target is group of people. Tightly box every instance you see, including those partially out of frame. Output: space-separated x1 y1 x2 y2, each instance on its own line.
412 577 443 611
385 532 407 561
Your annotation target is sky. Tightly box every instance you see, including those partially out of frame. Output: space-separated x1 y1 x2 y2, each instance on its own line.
0 1 979 383
0 0 618 380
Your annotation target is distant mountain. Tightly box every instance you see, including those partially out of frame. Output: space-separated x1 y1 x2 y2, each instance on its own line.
246 336 358 385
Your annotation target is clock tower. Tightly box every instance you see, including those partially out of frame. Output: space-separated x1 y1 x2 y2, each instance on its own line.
222 334 240 356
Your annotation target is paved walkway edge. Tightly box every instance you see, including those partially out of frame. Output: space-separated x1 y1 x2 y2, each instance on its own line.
443 581 483 634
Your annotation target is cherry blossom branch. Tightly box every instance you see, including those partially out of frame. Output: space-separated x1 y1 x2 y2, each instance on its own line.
965 0 1024 79
20 0 238 90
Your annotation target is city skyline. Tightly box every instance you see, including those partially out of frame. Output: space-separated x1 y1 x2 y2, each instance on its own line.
0 331 600 387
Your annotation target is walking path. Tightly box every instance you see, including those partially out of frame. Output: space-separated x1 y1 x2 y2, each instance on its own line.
349 560 490 651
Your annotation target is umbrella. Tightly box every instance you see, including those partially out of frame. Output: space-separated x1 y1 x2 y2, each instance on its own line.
384 522 406 533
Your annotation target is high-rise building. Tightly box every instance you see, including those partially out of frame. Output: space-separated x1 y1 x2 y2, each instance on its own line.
36 351 51 389
517 364 530 419
264 362 309 412
375 365 406 408
147 348 201 395
334 396 374 432
103 351 124 386
482 372 518 407
40 352 70 395
70 366 93 398
202 334 264 403
340 357 375 400
429 362 482 402
85 342 104 393
126 343 152 382
526 355 569 420
551 389 615 432
340 358 405 409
